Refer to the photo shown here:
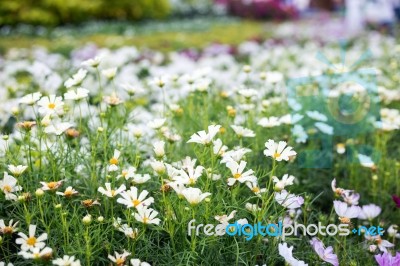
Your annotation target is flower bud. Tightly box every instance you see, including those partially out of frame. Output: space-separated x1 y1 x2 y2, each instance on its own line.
11 106 20 116
82 214 92 225
242 65 251 73
35 189 44 197
369 245 377 253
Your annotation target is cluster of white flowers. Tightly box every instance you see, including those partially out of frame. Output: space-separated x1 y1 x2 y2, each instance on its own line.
0 23 399 265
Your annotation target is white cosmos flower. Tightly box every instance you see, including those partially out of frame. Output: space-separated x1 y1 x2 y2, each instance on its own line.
245 181 266 195
117 186 154 209
147 118 166 130
8 165 28 176
264 139 296 161
151 75 169 88
230 125 255 138
0 172 22 201
342 190 360 206
187 125 221 145
180 157 197 171
64 69 87 88
173 166 204 185
109 149 121 172
118 166 137 180
238 88 258 99
272 174 295 191
44 122 73 135
215 210 237 225
275 190 304 209
306 110 328 121
131 174 151 184
16 224 48 251
130 258 151 266
365 235 394 253
102 67 117 79
168 181 186 198
153 141 165 157
120 84 144 96
213 139 228 156
19 92 42 105
52 255 82 266
194 79 211 92
333 200 361 223
315 122 334 135
221 148 251 163
358 154 376 169
81 55 102 68
292 124 308 143
181 187 211 205
64 87 90 101
278 242 308 266
258 117 281 128
37 95 64 116
98 183 126 198
117 223 139 239
150 160 165 175
264 71 284 83
0 219 19 234
279 113 304 125
226 160 257 186
358 204 381 220
108 250 130 265
18 246 53 260
56 186 79 198
133 206 161 225
245 203 261 212
103 93 123 106
40 180 63 191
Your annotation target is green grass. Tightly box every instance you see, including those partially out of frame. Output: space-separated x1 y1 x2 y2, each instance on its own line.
0 18 267 54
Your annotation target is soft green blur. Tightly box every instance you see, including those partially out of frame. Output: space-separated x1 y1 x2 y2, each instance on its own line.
0 0 171 26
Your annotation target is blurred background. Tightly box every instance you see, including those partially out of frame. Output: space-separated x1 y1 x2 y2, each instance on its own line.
0 0 399 53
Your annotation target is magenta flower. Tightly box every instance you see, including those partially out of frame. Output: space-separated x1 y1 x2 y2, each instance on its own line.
310 238 339 266
375 252 400 266
392 195 400 208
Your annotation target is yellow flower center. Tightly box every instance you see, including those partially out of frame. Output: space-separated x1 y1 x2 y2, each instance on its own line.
64 190 73 197
339 217 351 224
47 182 57 189
2 226 13 234
132 199 141 207
189 178 195 184
273 152 281 159
27 237 37 246
115 258 125 265
234 173 241 179
110 158 118 165
3 185 12 193
111 190 116 196
122 170 128 177
252 187 260 193
48 103 56 109
143 217 150 224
